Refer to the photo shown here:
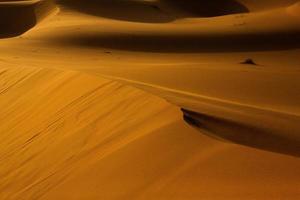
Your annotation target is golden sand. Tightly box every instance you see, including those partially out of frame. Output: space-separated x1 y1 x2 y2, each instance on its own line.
0 0 299 199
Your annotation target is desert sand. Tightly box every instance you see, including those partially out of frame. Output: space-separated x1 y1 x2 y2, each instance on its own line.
0 0 300 199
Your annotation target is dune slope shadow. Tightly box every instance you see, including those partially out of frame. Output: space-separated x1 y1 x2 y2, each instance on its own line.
182 109 300 157
161 0 249 17
0 0 56 38
57 0 174 23
57 0 249 23
50 31 300 53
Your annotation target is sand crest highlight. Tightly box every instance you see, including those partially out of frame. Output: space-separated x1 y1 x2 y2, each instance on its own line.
0 0 300 199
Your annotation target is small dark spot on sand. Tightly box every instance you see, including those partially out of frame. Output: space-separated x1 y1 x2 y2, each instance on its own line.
241 58 257 65
234 22 246 26
104 51 112 54
150 5 160 11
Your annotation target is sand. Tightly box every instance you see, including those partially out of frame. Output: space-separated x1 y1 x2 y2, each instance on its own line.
0 0 57 38
0 0 300 199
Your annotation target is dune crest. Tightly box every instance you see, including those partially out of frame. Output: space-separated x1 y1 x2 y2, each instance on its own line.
0 66 299 199
0 0 57 38
57 0 250 23
0 0 300 199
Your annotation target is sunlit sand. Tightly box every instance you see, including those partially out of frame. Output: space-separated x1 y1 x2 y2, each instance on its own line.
0 0 299 199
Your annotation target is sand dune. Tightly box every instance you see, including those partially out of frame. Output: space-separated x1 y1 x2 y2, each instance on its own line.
57 0 249 22
0 66 299 200
45 7 300 53
56 0 299 21
240 0 299 11
0 0 299 155
56 0 173 23
0 0 300 199
0 0 57 38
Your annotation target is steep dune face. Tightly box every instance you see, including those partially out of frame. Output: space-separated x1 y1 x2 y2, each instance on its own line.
0 0 300 199
0 66 179 199
56 0 298 22
160 0 249 17
0 66 299 200
182 108 300 157
56 0 174 23
36 1 300 53
57 0 249 22
0 0 299 158
0 0 57 38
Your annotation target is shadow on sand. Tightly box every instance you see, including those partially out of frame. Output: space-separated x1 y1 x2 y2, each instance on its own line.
0 0 56 38
49 30 300 53
182 109 300 157
57 0 249 23
0 2 36 38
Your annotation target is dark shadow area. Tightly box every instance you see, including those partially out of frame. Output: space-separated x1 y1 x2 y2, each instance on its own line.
182 108 300 157
49 31 300 53
56 0 249 23
0 0 56 38
161 0 249 17
0 3 36 38
240 58 257 65
56 0 174 23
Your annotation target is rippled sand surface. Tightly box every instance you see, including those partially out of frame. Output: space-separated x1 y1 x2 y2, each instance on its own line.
0 0 300 199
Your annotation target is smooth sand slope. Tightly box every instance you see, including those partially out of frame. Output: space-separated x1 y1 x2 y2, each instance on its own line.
1 0 299 156
0 0 300 199
0 66 299 200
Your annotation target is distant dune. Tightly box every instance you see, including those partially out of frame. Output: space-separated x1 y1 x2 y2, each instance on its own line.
0 0 300 199
0 0 57 38
57 0 249 22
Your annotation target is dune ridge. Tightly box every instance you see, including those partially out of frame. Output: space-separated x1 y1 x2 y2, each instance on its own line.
0 0 300 199
35 2 300 53
0 0 57 38
57 0 250 23
96 72 300 157
0 1 299 156
0 66 299 199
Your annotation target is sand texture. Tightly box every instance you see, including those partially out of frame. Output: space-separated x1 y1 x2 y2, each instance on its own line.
0 0 300 199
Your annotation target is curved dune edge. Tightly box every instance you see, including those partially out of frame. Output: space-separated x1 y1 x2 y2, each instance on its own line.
182 109 300 157
56 0 249 23
98 73 300 157
0 0 299 157
0 66 300 200
56 0 300 23
36 3 300 53
0 1 300 199
0 0 57 38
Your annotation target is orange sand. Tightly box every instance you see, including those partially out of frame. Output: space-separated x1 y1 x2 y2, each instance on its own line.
0 0 300 199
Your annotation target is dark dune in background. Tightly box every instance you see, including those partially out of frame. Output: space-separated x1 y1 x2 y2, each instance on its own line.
0 0 300 199
0 0 56 38
44 0 300 53
57 0 249 23
161 0 249 17
56 0 174 23
48 30 300 53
